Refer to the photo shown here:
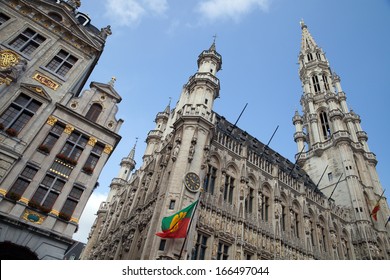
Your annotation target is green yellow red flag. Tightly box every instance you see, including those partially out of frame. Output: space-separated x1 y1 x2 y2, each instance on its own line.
156 200 198 238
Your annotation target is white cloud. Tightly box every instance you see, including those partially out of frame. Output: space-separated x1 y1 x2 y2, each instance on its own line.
197 0 270 22
73 192 108 243
104 0 168 27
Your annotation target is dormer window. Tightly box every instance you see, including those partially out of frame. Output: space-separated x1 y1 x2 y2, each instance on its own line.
75 12 90 26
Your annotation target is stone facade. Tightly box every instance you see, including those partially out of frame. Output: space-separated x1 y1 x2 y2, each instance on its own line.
82 24 390 260
0 0 121 259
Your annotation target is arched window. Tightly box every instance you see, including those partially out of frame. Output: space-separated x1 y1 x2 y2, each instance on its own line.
319 111 331 139
86 103 102 122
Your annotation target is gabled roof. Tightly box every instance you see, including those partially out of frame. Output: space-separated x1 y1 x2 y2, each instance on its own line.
21 0 105 52
90 81 122 103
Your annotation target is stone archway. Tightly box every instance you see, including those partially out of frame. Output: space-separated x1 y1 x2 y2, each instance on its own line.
0 242 38 260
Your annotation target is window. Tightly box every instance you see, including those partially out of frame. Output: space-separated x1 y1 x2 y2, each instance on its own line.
85 103 102 122
322 75 330 91
307 53 313 61
83 142 104 174
281 205 286 231
316 53 321 60
245 252 253 260
192 233 208 260
60 186 84 218
39 122 65 153
0 12 10 25
59 131 88 162
328 172 333 181
0 93 42 135
217 242 229 260
204 165 217 195
158 239 166 251
7 166 38 197
30 174 65 210
46 49 78 77
312 75 320 93
261 194 269 222
319 111 331 139
169 200 176 210
223 174 235 204
245 188 254 213
9 28 46 56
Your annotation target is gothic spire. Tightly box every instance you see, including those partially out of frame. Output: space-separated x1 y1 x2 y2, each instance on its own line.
300 20 319 52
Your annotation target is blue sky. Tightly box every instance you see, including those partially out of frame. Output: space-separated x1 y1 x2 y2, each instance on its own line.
72 0 390 242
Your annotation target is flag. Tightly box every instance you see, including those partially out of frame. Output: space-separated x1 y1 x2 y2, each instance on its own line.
156 200 198 239
370 202 380 221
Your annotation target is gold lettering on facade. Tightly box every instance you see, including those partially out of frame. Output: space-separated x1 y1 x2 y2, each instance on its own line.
32 73 59 91
46 115 58 126
64 124 74 134
104 144 113 154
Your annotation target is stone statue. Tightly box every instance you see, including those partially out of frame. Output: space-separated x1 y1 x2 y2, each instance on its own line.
100 25 112 40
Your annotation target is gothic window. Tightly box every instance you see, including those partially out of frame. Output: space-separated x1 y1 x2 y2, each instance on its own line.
312 75 321 93
216 242 229 260
0 93 42 136
30 174 66 210
192 233 208 260
322 75 330 91
59 186 84 219
6 165 38 198
261 188 270 222
291 207 300 238
281 197 287 232
245 187 254 214
83 142 104 174
0 12 10 25
8 28 46 56
85 103 103 122
319 111 331 139
307 53 313 61
223 173 235 204
39 122 65 153
59 131 88 162
204 165 217 195
45 49 78 77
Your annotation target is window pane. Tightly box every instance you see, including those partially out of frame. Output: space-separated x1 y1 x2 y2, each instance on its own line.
61 199 77 216
69 187 83 200
21 166 38 179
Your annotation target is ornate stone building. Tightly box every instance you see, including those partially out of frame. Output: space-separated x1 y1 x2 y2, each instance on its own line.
0 0 122 259
82 23 390 260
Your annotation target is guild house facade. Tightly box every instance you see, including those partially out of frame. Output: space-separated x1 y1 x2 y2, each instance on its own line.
82 23 390 260
0 0 122 259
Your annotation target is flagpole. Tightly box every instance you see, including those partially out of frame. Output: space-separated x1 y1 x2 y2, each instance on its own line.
178 195 201 260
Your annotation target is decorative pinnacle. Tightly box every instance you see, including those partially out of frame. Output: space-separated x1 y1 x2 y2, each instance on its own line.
108 76 116 87
300 19 306 29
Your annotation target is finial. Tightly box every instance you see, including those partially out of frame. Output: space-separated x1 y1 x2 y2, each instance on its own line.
209 34 217 51
300 19 307 29
108 76 116 87
168 97 172 107
128 137 138 159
